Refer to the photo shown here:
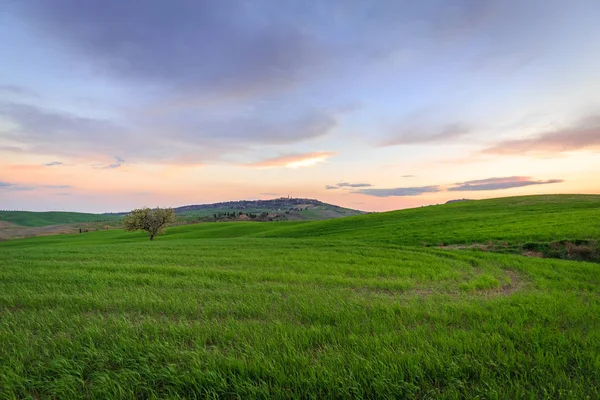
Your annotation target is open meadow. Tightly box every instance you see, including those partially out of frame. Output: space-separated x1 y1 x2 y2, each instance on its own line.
1 195 599 399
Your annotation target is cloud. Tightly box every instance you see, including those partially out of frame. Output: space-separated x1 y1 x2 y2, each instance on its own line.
355 185 441 197
337 182 373 188
327 182 373 190
92 164 121 170
247 152 335 169
0 85 38 98
45 185 72 190
43 161 64 167
0 103 121 140
0 146 26 153
0 181 72 191
2 1 553 167
0 181 34 191
0 101 338 164
0 101 131 157
170 110 337 146
483 115 600 155
353 175 563 197
9 0 527 104
92 156 124 170
380 122 471 147
448 176 564 191
4 0 590 171
13 1 329 100
402 175 416 178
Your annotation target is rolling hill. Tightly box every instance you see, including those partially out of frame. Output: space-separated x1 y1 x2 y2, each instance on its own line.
0 210 120 227
1 194 599 398
108 197 364 221
4 195 599 253
0 198 362 228
261 194 600 244
0 198 363 240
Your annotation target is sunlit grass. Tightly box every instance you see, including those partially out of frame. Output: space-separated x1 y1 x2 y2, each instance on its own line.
1 194 599 398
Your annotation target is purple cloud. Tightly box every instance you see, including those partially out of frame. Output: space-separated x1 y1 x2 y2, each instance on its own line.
483 115 600 155
92 156 125 170
327 182 373 190
0 100 338 164
356 185 441 197
380 122 470 147
448 176 564 191
0 181 72 191
0 181 34 191
337 182 373 188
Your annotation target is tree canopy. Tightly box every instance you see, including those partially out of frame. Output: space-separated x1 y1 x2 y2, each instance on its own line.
124 207 175 240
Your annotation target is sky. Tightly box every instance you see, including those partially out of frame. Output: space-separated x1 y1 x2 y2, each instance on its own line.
1 0 600 213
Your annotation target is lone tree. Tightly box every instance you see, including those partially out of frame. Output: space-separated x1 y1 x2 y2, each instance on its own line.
124 207 175 241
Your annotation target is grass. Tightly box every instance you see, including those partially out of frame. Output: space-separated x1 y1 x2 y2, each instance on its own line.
262 194 600 247
1 194 599 398
0 211 120 227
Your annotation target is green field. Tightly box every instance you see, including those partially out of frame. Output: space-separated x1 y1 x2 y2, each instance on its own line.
0 211 120 227
1 195 599 398
263 194 600 246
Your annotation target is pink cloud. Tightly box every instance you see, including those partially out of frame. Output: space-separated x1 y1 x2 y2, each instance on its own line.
246 152 336 169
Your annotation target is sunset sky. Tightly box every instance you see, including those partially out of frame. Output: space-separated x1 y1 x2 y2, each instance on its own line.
1 0 600 213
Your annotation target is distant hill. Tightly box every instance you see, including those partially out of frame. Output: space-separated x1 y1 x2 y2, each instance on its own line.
174 198 328 213
4 194 598 261
107 197 365 221
0 198 364 233
0 211 119 228
445 198 472 204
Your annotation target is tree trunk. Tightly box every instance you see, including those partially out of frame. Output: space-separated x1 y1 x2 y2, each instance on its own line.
149 234 154 241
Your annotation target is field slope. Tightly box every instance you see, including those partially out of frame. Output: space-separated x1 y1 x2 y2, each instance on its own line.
0 195 599 399
262 194 600 246
0 211 119 227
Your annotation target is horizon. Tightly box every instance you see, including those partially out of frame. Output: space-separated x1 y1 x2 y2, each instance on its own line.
2 193 592 215
2 1 600 213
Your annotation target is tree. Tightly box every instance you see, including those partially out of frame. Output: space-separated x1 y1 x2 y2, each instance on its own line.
124 207 175 241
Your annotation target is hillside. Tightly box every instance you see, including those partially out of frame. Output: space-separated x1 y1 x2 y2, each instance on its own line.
1 194 599 398
0 198 363 241
4 194 599 260
174 197 335 213
106 197 364 221
0 210 120 227
4 194 599 246
261 194 600 246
